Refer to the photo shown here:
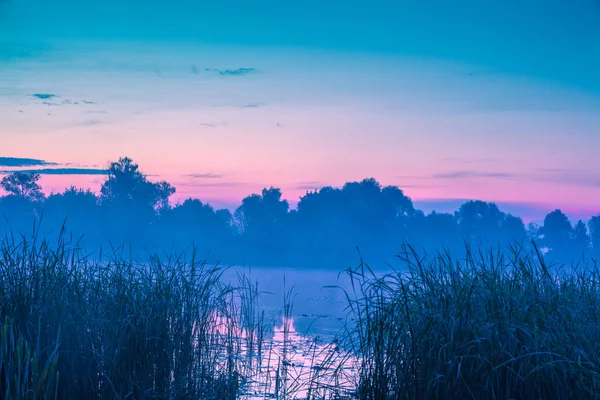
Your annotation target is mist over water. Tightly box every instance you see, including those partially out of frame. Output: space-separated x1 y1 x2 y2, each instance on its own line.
2 0 600 398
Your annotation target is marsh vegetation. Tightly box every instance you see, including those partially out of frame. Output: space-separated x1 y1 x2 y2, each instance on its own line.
2 227 600 399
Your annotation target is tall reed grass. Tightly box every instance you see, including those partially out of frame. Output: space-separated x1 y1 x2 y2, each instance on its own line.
0 224 267 399
4 222 600 400
342 243 600 399
0 224 351 399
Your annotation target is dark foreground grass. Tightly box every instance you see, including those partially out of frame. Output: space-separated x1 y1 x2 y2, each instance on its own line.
0 227 267 400
3 227 600 400
0 226 352 400
343 244 600 400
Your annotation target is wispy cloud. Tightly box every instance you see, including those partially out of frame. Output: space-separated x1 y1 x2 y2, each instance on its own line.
433 170 516 179
77 120 105 127
185 181 243 188
394 183 449 189
185 173 223 179
0 157 56 167
202 67 258 76
442 157 503 164
31 93 57 100
532 169 600 188
295 181 327 190
0 168 108 175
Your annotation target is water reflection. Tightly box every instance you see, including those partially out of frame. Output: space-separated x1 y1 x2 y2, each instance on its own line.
242 316 358 399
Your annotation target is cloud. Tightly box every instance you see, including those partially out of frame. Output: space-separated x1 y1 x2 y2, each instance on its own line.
442 157 503 164
0 168 108 175
185 173 223 179
532 169 600 188
295 181 327 190
185 181 244 188
0 157 56 167
433 170 516 179
32 93 57 100
403 168 600 188
78 120 104 126
394 183 448 189
204 67 258 76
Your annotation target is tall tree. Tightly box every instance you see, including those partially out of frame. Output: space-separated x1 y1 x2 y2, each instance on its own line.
572 219 591 258
234 187 290 261
100 157 175 211
589 216 600 258
0 172 44 201
540 209 573 261
99 157 175 245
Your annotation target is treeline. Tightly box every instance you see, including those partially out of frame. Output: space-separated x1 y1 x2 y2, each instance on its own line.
0 157 598 268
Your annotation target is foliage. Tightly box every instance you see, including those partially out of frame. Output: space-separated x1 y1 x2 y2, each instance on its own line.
0 157 598 267
0 172 43 201
0 317 60 399
342 243 600 399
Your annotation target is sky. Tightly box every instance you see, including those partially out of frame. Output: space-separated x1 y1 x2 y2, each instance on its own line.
1 0 600 222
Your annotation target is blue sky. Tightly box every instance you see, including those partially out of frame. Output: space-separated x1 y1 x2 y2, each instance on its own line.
1 0 600 222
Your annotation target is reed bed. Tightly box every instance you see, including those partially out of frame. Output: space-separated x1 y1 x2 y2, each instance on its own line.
342 243 600 400
4 223 600 400
0 226 351 400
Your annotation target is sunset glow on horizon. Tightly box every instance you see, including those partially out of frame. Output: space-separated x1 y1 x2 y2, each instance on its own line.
2 0 600 223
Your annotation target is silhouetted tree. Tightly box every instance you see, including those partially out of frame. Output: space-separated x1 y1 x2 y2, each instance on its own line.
0 172 44 234
0 172 43 201
42 186 100 241
502 214 527 246
455 201 505 244
99 157 175 245
415 211 461 253
296 178 416 264
0 157 595 267
527 222 541 243
454 201 526 248
162 198 233 254
589 216 600 258
234 187 290 263
540 209 573 262
572 220 590 260
100 157 175 210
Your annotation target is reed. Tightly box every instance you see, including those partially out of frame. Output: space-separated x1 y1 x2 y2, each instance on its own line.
342 243 600 399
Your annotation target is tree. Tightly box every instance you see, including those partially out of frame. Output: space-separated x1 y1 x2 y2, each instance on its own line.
540 209 573 261
527 222 541 243
572 220 590 259
589 216 600 258
453 201 525 247
165 198 233 246
98 157 175 246
0 172 44 201
455 201 504 243
234 187 290 261
41 186 100 241
502 214 527 246
100 157 175 211
234 187 289 235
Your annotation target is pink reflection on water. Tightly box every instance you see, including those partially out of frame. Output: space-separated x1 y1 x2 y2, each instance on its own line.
242 316 358 399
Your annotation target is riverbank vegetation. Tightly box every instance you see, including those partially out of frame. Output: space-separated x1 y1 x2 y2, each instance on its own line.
2 229 600 399
344 244 600 399
1 157 599 268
